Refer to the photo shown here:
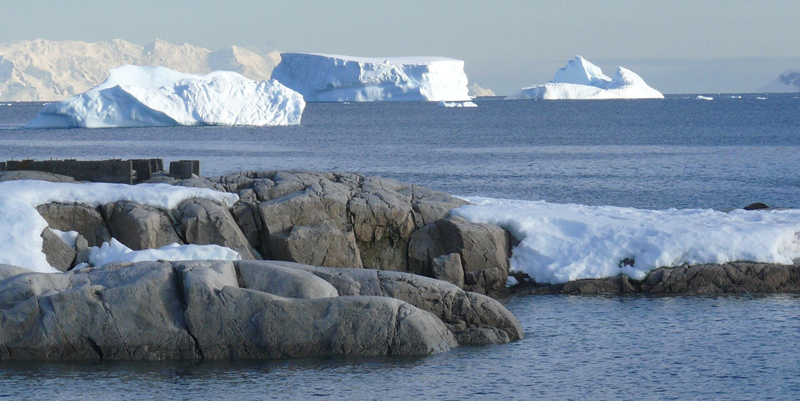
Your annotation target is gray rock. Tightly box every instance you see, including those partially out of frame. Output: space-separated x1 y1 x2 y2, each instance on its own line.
409 216 511 293
432 253 464 289
178 198 257 260
36 202 110 247
237 260 339 299
230 201 265 255
40 228 76 272
210 172 254 192
410 185 470 227
268 224 363 268
349 177 416 270
141 176 180 185
0 170 75 182
0 264 33 281
0 261 198 361
75 234 90 265
175 260 456 359
103 201 182 250
177 177 225 191
280 262 523 345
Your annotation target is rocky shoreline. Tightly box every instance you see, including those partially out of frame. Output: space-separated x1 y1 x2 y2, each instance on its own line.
1 166 798 360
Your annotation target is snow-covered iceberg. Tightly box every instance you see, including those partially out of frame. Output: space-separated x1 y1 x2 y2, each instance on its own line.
26 65 305 128
454 198 800 284
271 53 471 102
506 56 664 100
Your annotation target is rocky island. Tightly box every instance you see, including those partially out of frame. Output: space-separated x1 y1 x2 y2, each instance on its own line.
0 160 798 361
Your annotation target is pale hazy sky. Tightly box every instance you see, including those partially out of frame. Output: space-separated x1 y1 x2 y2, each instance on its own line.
3 0 799 94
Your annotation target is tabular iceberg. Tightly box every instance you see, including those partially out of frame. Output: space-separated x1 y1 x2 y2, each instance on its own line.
26 65 305 128
506 56 664 100
271 53 471 102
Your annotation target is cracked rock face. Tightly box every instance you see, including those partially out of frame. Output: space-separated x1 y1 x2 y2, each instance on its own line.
0 260 523 361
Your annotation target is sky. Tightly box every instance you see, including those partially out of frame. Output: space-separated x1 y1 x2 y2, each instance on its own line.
2 0 799 94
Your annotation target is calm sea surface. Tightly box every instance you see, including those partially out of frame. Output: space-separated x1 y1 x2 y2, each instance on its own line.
0 96 799 400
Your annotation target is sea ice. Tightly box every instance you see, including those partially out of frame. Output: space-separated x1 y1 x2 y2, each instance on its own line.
271 53 471 102
506 56 664 100
438 101 478 108
0 180 238 273
696 95 714 101
454 198 800 284
25 65 305 128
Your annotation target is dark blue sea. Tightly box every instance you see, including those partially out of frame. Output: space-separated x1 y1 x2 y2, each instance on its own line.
1 96 799 400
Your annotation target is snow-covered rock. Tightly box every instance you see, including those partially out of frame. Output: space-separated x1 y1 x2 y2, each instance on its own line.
89 239 240 268
757 69 800 93
25 65 305 128
506 56 664 100
454 198 800 284
271 53 471 102
0 39 281 101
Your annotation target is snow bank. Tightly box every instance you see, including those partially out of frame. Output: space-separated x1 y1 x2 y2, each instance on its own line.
25 65 305 128
271 53 471 102
0 180 238 273
506 56 664 100
453 198 800 284
438 101 478 108
89 239 240 267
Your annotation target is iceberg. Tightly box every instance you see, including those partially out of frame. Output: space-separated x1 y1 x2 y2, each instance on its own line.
757 70 800 93
506 56 664 100
453 198 800 284
271 53 471 102
25 65 305 128
438 101 478 108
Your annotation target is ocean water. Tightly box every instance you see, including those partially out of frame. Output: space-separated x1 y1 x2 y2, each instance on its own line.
1 96 799 400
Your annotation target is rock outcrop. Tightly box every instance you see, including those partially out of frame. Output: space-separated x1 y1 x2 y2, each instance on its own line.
0 260 524 361
514 262 800 295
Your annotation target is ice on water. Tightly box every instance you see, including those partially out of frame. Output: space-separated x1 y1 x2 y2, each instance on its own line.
26 65 305 128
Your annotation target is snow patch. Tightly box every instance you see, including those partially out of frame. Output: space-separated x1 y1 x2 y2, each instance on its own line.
50 228 79 248
453 198 800 284
271 53 470 102
26 65 305 128
506 56 664 100
0 180 238 273
89 238 240 267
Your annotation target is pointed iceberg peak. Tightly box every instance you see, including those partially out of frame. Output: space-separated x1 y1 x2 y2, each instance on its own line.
553 56 611 87
507 56 663 100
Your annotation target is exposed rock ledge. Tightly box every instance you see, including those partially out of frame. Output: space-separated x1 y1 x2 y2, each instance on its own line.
0 260 522 361
513 262 800 295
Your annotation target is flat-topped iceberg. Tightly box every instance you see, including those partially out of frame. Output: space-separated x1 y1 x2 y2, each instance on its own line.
271 53 471 102
506 56 664 100
26 65 305 128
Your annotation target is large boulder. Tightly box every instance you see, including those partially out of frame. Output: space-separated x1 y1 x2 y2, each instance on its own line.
273 261 524 345
40 228 76 272
237 260 339 299
177 198 257 260
0 171 75 182
408 216 511 293
36 202 110 247
102 201 182 250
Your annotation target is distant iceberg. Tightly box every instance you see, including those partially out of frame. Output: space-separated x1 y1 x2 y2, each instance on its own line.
26 65 305 128
271 53 471 102
757 70 800 93
506 56 664 100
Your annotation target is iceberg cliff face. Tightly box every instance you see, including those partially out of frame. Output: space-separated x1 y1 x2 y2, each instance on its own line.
507 56 664 100
271 53 471 102
26 65 305 128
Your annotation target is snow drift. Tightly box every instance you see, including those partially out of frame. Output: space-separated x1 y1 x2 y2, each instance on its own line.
454 198 800 284
506 56 664 100
0 180 239 273
271 53 471 102
25 65 305 128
